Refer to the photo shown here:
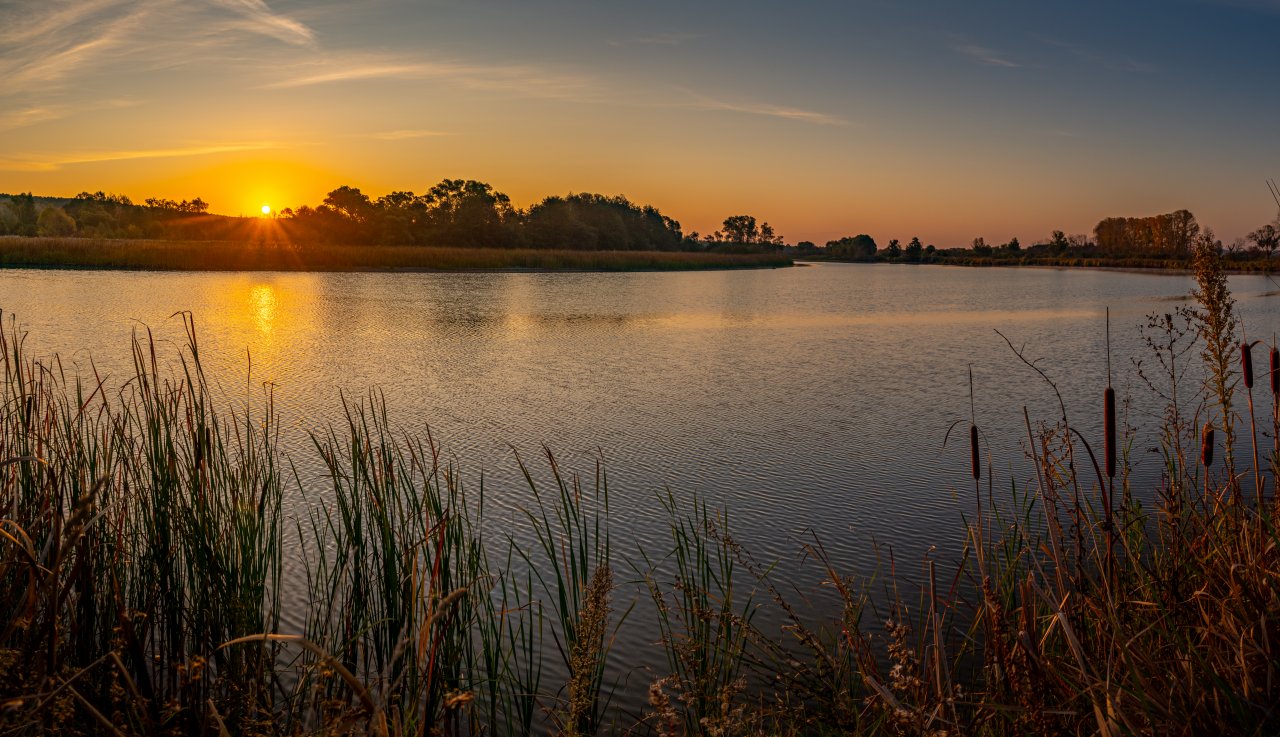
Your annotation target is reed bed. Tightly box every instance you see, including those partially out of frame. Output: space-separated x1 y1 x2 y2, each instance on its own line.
0 237 791 272
2 240 1279 736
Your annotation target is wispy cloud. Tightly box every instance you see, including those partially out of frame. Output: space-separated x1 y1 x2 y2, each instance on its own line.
0 99 138 132
263 55 594 99
953 44 1019 68
0 107 66 132
680 92 849 126
0 1 152 96
367 129 453 140
609 31 703 47
1032 35 1155 73
0 141 286 171
209 0 316 46
0 0 316 98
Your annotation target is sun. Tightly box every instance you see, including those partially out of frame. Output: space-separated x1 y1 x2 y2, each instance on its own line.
260 204 272 216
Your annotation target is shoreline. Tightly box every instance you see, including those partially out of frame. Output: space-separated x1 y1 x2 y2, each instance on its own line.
803 258 1276 276
0 236 793 273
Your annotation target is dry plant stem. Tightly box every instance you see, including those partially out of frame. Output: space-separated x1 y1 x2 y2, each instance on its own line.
1246 383 1264 506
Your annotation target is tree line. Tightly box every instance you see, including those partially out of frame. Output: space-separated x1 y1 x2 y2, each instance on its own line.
813 208 1280 265
0 181 790 253
7 188 1277 264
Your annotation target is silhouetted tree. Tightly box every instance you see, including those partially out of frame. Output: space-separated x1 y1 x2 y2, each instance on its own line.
905 237 923 261
826 234 877 260
884 239 902 260
721 215 759 244
414 179 516 247
524 193 682 251
1248 223 1280 260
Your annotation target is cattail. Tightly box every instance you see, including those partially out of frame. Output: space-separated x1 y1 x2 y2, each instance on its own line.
1104 386 1116 479
970 423 980 480
194 427 205 469
1241 340 1254 389
1201 423 1215 467
1270 345 1279 395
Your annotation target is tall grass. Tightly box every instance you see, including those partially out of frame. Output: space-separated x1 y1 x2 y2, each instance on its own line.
2 241 1279 736
0 236 792 272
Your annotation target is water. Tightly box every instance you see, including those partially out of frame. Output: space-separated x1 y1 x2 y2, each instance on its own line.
3 262 1278 691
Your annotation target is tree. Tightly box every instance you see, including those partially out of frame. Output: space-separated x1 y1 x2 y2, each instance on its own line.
1005 236 1021 253
416 179 516 247
37 206 76 237
1248 223 1280 260
825 234 877 260
721 215 759 244
884 238 902 260
971 237 992 256
1048 230 1070 255
9 193 36 236
322 185 375 223
905 237 923 262
524 193 683 251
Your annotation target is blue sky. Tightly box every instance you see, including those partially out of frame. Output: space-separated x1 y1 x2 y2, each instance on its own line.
1 0 1277 244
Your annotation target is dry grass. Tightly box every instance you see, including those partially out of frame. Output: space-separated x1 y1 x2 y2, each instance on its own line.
0 236 791 272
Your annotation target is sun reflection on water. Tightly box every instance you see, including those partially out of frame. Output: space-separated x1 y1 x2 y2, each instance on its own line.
249 284 278 337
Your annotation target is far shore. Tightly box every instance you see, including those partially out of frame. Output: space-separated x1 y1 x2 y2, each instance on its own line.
0 236 792 273
802 256 1277 275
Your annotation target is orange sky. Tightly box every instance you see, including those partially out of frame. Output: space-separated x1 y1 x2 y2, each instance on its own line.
2 0 1278 246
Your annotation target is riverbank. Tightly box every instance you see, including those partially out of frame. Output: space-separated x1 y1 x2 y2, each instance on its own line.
0 236 792 272
806 254 1278 273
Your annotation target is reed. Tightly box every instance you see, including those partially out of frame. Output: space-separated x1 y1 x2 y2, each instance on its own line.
3 242 1279 736
0 236 792 272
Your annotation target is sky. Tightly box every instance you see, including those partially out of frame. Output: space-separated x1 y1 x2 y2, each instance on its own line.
1 0 1278 246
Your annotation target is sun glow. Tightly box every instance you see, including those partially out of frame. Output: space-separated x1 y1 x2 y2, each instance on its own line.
261 204 271 215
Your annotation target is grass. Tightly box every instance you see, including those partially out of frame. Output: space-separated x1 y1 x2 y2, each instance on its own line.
0 236 792 272
2 241 1279 735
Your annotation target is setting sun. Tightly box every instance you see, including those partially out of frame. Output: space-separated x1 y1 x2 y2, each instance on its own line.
260 204 271 215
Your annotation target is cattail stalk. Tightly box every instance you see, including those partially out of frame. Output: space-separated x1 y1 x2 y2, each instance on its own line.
1242 340 1264 505
1103 309 1116 581
1271 344 1279 462
970 424 980 482
1202 422 1215 507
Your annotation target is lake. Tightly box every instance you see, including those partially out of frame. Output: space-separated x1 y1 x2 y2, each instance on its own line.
3 261 1278 694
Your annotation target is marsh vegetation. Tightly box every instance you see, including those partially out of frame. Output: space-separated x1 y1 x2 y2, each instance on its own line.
1 244 1278 736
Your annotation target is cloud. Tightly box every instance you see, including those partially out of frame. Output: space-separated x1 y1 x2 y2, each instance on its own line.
367 129 453 140
263 55 594 99
0 0 316 98
0 98 140 132
0 2 152 96
1032 35 1155 73
208 0 316 46
679 92 849 126
0 0 128 46
0 141 285 171
954 44 1019 68
0 107 66 132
